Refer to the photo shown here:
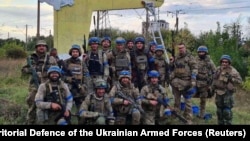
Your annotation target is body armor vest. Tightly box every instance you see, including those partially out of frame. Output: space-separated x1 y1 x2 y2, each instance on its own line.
88 51 103 75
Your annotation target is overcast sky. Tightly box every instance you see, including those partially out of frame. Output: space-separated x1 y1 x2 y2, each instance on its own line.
0 0 250 41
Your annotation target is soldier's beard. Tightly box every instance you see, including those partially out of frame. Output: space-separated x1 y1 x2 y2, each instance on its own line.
199 55 206 59
50 77 59 82
121 82 130 87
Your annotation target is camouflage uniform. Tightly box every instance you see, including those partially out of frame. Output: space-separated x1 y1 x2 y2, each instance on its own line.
79 79 115 125
140 70 170 125
35 66 73 125
131 37 148 91
86 37 109 92
21 40 57 125
212 55 242 125
62 44 91 124
100 36 113 89
151 45 170 87
147 41 157 71
109 70 141 125
169 43 198 124
108 37 131 87
194 46 216 118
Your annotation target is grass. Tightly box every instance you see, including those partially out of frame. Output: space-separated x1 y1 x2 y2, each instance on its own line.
0 58 250 125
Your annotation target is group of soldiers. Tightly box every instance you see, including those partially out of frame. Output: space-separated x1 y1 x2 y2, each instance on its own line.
21 36 242 125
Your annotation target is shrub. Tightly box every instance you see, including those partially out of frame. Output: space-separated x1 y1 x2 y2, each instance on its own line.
5 47 27 59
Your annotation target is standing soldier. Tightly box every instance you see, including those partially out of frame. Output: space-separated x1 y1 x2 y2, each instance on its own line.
62 44 90 124
194 46 216 118
169 42 198 124
78 78 115 125
21 39 57 125
85 37 109 91
147 41 157 71
108 70 141 125
100 36 113 90
132 36 148 91
150 45 170 87
212 55 242 125
109 37 131 87
140 70 170 125
35 66 73 125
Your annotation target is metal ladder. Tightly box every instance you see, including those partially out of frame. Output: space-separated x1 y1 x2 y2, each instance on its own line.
143 1 173 94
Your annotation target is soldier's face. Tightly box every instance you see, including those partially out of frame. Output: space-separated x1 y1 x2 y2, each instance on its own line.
150 77 158 84
178 45 186 55
121 77 130 85
71 49 80 58
150 45 156 52
49 72 60 81
91 43 99 51
221 59 230 68
96 88 105 97
136 42 144 49
102 40 110 49
127 42 134 49
116 44 124 51
36 45 47 53
155 50 163 56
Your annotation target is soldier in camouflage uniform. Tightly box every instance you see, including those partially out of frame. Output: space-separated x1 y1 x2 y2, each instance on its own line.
85 37 109 92
100 36 113 89
140 70 170 125
194 46 216 118
169 43 198 124
149 45 170 87
147 41 157 71
78 78 115 125
35 66 73 125
108 37 131 87
132 36 148 91
21 40 57 125
62 44 91 124
108 70 141 125
212 55 242 125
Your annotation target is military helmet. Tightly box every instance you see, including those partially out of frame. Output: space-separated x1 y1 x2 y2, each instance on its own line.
115 37 126 44
148 70 160 78
155 45 164 52
101 36 111 43
69 44 82 56
88 37 100 45
35 40 48 48
94 78 108 89
149 41 157 46
119 70 131 80
47 66 61 76
134 36 145 44
197 46 208 53
220 54 231 63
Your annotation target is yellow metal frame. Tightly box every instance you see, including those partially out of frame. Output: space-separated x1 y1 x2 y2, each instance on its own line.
54 0 164 53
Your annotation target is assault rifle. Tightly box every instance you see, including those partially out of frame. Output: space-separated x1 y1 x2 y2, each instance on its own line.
82 34 87 54
116 91 145 114
147 88 188 124
171 30 175 59
27 57 39 89
48 91 71 124
156 97 188 124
